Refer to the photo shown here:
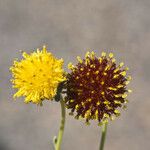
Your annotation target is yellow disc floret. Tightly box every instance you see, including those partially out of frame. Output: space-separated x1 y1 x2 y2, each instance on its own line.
10 46 66 104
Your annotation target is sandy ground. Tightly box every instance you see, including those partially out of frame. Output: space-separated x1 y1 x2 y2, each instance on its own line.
0 0 150 150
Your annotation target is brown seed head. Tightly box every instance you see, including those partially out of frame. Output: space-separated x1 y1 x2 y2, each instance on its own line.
65 52 131 125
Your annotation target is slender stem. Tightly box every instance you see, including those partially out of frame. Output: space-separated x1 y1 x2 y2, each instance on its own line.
99 123 107 150
54 98 66 150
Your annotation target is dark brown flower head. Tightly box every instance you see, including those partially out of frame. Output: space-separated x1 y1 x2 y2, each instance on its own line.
65 52 131 125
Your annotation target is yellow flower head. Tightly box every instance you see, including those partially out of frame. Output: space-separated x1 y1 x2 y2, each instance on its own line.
65 51 131 125
10 46 66 105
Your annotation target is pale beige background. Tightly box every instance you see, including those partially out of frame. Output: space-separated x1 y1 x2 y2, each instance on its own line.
0 0 149 150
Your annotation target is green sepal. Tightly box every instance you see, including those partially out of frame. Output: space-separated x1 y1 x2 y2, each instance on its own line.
54 81 65 102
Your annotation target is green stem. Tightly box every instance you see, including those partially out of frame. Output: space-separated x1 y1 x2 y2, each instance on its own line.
99 123 107 150
54 99 66 150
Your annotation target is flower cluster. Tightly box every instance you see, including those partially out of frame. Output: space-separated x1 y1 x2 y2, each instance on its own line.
10 46 131 125
65 52 131 125
10 46 66 105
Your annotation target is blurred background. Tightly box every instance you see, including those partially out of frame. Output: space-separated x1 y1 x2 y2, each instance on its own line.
0 0 149 150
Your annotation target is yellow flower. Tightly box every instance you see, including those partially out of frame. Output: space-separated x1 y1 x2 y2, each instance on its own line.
10 46 66 105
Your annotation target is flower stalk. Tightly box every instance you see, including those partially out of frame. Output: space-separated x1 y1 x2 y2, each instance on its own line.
54 97 66 150
99 123 107 150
